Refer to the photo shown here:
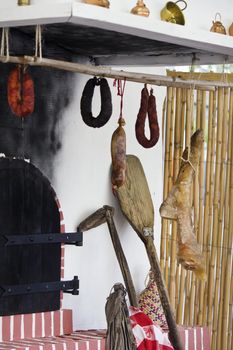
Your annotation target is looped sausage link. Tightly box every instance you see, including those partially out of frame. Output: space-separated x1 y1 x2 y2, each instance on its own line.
81 77 112 128
8 65 35 118
135 86 160 148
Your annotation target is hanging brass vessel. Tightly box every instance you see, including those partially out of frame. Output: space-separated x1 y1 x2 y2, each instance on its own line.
83 0 110 8
210 13 226 34
229 23 233 36
18 0 30 5
131 0 150 17
160 0 187 25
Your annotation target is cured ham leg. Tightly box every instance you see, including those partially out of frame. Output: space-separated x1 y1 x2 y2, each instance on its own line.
160 129 206 280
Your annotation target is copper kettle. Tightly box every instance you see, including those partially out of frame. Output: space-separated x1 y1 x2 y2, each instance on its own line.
210 13 226 34
131 1 150 17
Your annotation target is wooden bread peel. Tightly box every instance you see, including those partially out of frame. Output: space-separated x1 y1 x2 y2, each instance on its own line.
115 154 183 350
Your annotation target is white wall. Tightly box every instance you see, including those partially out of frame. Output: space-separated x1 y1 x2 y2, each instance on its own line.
1 0 232 331
54 67 166 330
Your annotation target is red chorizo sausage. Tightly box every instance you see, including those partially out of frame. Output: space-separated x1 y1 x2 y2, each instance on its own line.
111 117 126 189
135 86 160 148
8 65 35 118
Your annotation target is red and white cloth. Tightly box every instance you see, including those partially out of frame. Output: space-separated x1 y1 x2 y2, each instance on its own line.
129 307 174 350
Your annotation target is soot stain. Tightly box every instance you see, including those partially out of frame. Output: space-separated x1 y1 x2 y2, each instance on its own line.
0 64 76 180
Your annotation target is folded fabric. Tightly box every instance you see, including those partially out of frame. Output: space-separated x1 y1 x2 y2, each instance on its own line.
129 307 174 350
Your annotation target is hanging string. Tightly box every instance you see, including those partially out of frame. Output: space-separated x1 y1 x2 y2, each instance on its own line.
35 24 42 61
113 78 126 120
0 28 9 63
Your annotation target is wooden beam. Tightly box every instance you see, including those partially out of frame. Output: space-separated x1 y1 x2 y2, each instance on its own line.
0 55 221 90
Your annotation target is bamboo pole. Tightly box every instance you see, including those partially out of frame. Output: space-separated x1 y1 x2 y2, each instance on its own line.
221 87 233 350
184 271 191 325
198 90 214 327
180 89 186 154
207 88 224 329
185 88 192 150
160 98 167 275
176 88 186 323
195 90 206 326
177 267 185 324
177 88 193 325
164 88 174 288
0 55 218 90
182 88 194 326
170 87 182 310
189 89 199 326
196 90 202 129
212 88 229 349
216 88 233 350
166 88 175 289
203 90 217 326
227 257 233 349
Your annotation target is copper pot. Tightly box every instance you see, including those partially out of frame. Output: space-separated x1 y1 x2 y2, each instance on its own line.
210 13 226 34
18 0 30 5
229 23 233 36
83 0 110 8
160 0 187 26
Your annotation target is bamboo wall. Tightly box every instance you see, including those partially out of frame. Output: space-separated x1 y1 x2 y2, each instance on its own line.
160 73 233 350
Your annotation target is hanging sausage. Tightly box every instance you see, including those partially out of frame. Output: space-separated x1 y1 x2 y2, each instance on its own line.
135 85 160 148
111 79 126 190
8 65 35 118
80 77 112 128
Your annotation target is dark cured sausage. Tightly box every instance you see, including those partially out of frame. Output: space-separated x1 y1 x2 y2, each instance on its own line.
135 86 160 148
81 77 112 128
8 66 35 117
111 117 126 189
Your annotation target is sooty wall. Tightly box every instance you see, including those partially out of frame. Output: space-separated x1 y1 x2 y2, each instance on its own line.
0 64 76 179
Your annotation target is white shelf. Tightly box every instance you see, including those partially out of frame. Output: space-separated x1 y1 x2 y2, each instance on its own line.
0 2 72 27
1 1 233 66
71 3 233 57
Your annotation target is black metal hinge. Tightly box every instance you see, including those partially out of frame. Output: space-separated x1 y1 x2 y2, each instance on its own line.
1 231 83 247
0 276 79 297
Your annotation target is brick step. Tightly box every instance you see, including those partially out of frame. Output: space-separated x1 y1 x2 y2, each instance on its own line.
0 327 210 350
0 310 73 342
0 330 106 350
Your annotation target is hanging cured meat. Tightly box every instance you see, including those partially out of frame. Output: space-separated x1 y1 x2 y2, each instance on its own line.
111 117 126 189
160 129 206 280
80 77 112 128
8 65 35 117
135 86 160 148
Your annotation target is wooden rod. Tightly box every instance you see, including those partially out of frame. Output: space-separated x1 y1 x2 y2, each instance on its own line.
105 208 138 308
167 70 233 83
0 55 219 91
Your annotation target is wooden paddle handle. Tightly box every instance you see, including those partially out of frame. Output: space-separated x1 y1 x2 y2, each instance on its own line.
145 237 184 350
77 206 113 232
105 208 138 308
